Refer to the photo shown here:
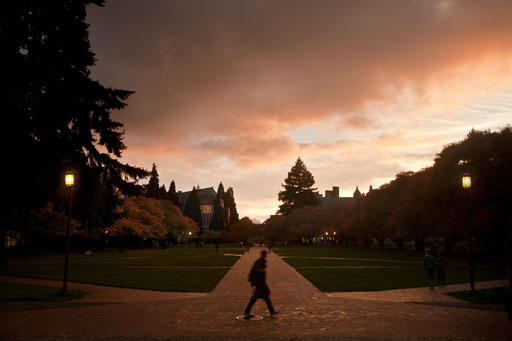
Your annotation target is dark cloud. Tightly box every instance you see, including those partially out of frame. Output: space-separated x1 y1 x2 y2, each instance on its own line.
86 0 512 202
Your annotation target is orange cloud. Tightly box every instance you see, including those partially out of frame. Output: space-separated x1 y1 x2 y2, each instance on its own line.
87 0 512 219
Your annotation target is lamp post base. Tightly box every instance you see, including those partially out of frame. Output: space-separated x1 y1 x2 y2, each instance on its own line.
58 288 70 297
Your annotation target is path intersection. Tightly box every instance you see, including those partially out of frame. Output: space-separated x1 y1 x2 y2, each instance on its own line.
1 247 511 340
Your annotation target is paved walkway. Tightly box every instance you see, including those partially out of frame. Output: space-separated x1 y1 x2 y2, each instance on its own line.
1 247 511 340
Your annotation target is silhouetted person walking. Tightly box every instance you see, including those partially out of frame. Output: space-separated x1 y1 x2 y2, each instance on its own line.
244 250 277 318
435 251 446 286
423 248 436 289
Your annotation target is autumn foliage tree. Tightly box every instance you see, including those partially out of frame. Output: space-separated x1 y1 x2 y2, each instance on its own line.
268 127 512 255
114 197 198 245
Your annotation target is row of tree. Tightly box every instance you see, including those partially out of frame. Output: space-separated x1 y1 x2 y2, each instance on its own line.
267 127 512 255
1 1 236 256
2 1 151 261
144 163 239 231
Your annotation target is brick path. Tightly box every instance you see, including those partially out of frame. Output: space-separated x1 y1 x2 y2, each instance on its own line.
1 247 511 340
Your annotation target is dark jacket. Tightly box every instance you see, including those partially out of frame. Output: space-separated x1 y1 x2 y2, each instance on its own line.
248 257 270 297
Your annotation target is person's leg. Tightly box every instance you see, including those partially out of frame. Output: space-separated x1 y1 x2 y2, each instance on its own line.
263 295 275 314
440 268 445 285
427 270 434 288
437 268 441 285
244 296 258 315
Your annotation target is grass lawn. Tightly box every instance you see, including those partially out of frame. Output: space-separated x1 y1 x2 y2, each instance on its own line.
1 245 244 292
448 287 507 305
0 281 86 301
274 246 506 292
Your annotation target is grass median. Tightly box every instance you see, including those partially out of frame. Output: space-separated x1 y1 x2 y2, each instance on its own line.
1 245 245 292
0 281 86 301
448 287 507 305
274 246 506 292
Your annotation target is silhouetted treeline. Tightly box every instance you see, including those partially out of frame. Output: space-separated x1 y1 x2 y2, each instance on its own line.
263 127 512 256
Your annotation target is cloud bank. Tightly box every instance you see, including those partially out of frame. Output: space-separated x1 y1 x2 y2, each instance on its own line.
87 0 512 219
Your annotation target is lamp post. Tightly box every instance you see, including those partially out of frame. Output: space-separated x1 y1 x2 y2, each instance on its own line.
60 171 74 295
462 173 475 292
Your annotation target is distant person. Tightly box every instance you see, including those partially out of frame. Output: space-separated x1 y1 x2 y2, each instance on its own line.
244 250 278 319
435 251 447 286
423 248 436 289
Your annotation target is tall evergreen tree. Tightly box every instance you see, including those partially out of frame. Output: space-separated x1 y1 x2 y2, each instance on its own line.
278 158 319 215
1 0 148 262
224 187 239 224
184 187 201 227
168 180 179 206
158 184 168 200
146 164 160 199
210 182 225 230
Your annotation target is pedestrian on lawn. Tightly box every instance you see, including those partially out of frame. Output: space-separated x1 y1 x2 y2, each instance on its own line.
435 251 447 286
423 248 436 289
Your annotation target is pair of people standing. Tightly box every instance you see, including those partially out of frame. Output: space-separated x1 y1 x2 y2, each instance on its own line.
423 248 446 288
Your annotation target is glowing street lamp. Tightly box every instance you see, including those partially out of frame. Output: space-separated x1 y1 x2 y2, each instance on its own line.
65 172 74 187
462 173 475 292
60 171 74 295
462 174 471 189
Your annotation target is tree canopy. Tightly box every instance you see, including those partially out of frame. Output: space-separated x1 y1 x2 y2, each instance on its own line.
168 180 179 206
146 164 160 199
184 187 201 227
267 127 512 255
278 158 319 215
224 187 239 224
1 0 148 251
210 183 225 231
114 196 198 244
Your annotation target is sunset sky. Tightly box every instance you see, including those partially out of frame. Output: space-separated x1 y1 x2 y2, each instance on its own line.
87 0 512 222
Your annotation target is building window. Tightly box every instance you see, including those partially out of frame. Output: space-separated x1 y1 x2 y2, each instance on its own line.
200 205 212 214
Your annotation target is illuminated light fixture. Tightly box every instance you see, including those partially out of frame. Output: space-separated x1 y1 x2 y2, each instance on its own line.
65 172 74 187
188 232 192 236
462 173 471 189
333 232 336 235
325 232 328 236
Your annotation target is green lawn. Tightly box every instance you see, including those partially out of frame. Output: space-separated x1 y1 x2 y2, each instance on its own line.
448 287 507 305
0 281 86 301
1 245 244 292
274 246 506 292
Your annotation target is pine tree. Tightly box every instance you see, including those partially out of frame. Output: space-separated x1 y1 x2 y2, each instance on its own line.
168 180 179 206
146 164 160 199
210 182 225 230
184 187 201 227
278 158 319 215
1 0 148 262
224 187 239 224
158 184 168 200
